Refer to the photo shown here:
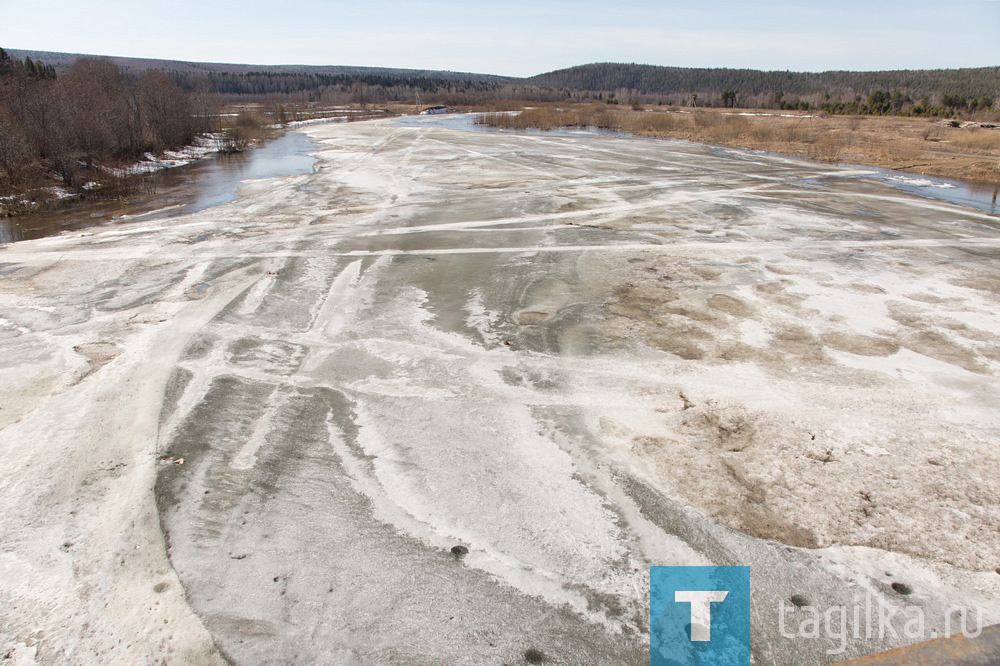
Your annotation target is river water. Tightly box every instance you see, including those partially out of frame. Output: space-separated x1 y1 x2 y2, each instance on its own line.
0 131 318 244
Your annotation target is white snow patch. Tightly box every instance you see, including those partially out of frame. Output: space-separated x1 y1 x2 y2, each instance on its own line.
885 175 958 189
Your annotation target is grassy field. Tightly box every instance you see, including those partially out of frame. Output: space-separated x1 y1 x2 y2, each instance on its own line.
476 105 1000 186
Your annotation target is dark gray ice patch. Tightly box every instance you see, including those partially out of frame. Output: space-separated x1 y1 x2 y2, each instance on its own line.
179 332 219 361
2 304 90 331
159 367 194 433
226 255 349 332
226 336 308 375
201 257 259 282
94 268 188 312
156 374 276 510
314 345 396 383
157 386 648 664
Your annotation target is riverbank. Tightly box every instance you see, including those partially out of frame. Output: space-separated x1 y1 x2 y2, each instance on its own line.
0 133 245 219
476 105 1000 187
0 131 318 244
0 106 396 221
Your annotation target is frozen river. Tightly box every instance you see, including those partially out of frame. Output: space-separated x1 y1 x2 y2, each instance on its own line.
1 115 998 664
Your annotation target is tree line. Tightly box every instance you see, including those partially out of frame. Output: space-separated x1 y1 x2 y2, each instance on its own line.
170 70 501 98
179 63 997 117
816 90 996 117
522 62 999 115
525 62 1000 100
0 47 213 205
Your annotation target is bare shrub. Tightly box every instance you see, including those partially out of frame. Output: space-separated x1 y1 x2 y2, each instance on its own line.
622 111 680 134
475 105 623 132
748 124 776 142
0 109 34 189
59 58 142 160
781 121 810 144
217 111 269 153
811 133 844 161
1 54 214 209
921 122 942 141
704 116 749 142
692 109 723 128
139 71 196 150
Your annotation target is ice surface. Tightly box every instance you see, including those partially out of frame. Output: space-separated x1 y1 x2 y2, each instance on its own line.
1 116 998 664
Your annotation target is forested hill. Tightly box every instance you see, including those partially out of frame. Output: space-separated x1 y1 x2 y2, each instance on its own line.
8 49 997 105
525 63 1000 99
5 49 512 84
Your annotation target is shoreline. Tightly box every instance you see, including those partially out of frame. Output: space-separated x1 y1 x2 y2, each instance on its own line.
0 131 319 244
0 110 392 224
4 110 997 245
475 105 1000 188
0 133 229 219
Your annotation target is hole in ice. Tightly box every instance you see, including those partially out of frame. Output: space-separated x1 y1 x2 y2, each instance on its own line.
891 582 914 595
524 647 546 663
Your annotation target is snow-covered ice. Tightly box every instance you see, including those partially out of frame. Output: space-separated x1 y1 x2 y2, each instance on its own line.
0 116 998 664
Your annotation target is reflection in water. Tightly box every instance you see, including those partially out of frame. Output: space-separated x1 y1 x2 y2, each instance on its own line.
853 165 1000 217
0 132 318 244
970 183 999 215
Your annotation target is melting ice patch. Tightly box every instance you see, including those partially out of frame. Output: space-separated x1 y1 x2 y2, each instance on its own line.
338 286 641 627
464 288 503 346
885 175 957 189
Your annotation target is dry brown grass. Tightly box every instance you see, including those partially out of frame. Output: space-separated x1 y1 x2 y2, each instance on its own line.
949 129 1000 151
476 104 1000 186
385 103 423 116
475 105 619 130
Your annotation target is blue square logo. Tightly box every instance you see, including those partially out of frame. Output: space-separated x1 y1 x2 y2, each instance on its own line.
650 566 752 665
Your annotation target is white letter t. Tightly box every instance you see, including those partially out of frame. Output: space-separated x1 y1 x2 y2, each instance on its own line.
675 590 729 641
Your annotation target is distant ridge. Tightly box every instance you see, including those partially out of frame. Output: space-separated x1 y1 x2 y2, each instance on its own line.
525 62 1000 99
5 49 513 84
8 50 998 100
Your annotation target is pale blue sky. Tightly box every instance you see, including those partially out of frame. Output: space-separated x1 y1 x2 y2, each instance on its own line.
2 0 998 76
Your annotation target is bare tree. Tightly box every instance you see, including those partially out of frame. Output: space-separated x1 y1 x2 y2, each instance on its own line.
139 70 195 150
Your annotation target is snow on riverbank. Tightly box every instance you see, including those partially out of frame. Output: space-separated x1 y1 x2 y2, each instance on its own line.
111 133 226 176
0 135 227 216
